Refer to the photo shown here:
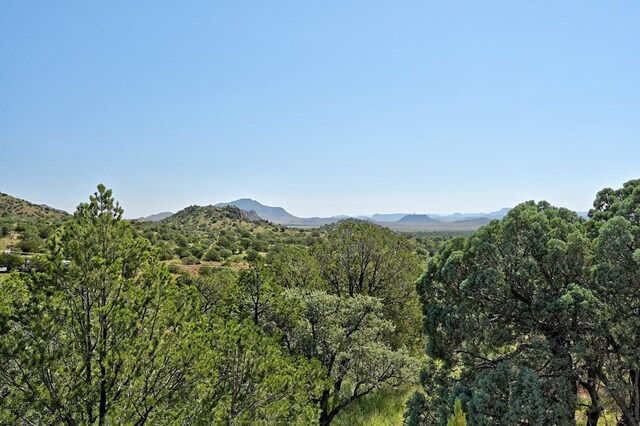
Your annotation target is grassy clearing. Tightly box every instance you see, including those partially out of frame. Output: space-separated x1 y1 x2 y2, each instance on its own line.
0 232 19 251
332 387 622 426
333 386 415 426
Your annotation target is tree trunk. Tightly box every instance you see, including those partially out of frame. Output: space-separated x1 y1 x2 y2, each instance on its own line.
99 363 107 426
85 287 94 424
584 380 601 425
548 334 577 426
318 389 331 426
620 369 640 426
319 411 338 426
580 367 601 426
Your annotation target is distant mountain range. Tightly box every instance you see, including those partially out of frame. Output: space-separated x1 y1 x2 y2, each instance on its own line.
0 189 589 233
370 213 407 222
430 208 512 223
211 198 513 231
395 214 439 224
136 212 174 222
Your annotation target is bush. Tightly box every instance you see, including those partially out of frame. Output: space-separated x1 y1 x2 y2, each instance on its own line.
157 245 174 261
198 265 214 276
245 249 260 262
203 248 222 262
17 236 42 253
219 249 233 260
0 253 23 270
252 240 268 252
240 238 252 250
181 255 200 265
177 248 191 259
167 264 181 274
190 244 205 259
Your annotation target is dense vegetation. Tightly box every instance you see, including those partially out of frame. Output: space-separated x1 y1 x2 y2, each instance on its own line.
1 179 638 425
131 205 437 269
0 192 69 262
0 185 426 425
410 179 640 425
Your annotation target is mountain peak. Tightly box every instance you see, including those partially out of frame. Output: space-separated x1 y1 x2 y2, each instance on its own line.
235 198 259 204
395 214 440 224
215 199 301 224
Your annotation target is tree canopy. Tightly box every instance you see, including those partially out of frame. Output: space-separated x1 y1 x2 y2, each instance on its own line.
0 185 198 425
411 179 640 425
0 187 425 425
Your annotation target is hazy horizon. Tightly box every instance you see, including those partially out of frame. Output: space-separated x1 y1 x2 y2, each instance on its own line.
2 2 638 218
0 184 608 220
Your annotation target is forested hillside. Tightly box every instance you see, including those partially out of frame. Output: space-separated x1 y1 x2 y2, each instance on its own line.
0 192 69 269
0 185 431 425
132 203 437 272
1 180 639 425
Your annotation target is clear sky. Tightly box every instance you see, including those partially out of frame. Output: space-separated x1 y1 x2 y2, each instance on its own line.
1 2 639 218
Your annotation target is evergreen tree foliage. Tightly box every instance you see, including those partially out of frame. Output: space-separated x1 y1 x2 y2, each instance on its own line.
414 201 595 424
0 186 327 425
409 179 640 425
0 185 199 425
446 400 466 426
588 178 640 425
403 391 431 426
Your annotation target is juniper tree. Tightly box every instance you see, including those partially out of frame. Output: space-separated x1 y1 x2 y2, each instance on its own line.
415 201 597 425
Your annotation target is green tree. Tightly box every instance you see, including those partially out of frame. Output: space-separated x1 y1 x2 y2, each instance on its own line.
184 318 324 425
415 202 595 424
187 267 238 316
284 289 418 426
0 252 22 270
588 178 640 425
446 400 466 426
314 220 421 302
174 264 323 425
313 220 423 349
269 245 323 290
238 260 278 327
0 185 198 425
403 391 431 426
16 224 43 253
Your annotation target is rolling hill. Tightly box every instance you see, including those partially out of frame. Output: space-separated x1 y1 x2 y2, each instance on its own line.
166 204 262 229
0 191 69 221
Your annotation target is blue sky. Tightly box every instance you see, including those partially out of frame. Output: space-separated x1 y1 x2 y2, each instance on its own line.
1 2 639 218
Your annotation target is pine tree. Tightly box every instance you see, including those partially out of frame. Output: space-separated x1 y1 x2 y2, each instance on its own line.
446 400 467 426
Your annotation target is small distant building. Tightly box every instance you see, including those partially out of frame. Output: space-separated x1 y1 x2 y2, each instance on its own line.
0 267 8 273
